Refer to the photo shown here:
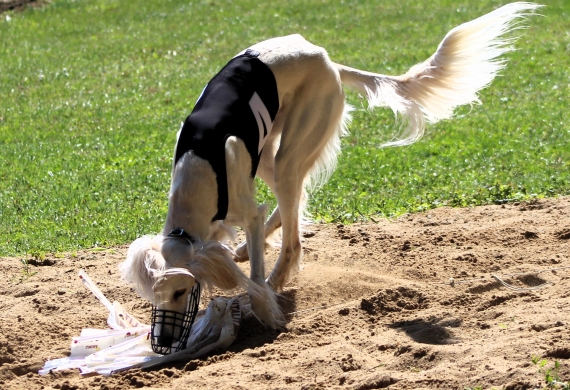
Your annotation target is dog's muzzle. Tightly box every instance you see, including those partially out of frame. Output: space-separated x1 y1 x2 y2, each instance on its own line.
150 282 201 355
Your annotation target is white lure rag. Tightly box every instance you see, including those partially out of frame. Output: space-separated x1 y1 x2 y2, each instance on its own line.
39 270 241 376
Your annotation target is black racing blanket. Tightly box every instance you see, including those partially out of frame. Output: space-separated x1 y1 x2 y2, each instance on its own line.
174 49 279 221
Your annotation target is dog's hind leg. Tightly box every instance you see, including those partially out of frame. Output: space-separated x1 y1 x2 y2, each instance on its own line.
233 207 281 262
266 84 346 291
266 170 303 291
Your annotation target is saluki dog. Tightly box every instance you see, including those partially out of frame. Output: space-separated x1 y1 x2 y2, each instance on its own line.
120 2 539 352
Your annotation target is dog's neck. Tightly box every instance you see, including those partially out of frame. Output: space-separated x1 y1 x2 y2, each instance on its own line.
162 154 219 240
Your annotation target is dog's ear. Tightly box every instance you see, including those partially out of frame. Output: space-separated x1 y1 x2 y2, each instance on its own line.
189 240 285 330
190 240 248 292
120 235 166 303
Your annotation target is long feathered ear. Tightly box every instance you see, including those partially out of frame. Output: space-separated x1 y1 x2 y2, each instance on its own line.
119 235 167 303
189 240 245 291
190 240 285 329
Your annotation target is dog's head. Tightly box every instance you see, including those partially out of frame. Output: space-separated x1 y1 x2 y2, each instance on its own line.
120 234 249 353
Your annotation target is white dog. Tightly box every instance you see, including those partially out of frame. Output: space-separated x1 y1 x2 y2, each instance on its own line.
120 2 539 351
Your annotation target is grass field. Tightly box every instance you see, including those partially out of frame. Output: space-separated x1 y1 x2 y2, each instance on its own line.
0 0 568 256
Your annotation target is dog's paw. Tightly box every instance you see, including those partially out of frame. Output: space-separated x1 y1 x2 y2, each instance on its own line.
233 242 249 262
265 273 284 293
248 282 285 330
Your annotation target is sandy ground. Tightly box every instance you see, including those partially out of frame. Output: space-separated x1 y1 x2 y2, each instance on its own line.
1 197 570 390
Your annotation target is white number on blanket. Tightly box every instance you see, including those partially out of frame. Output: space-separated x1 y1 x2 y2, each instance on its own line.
249 92 274 154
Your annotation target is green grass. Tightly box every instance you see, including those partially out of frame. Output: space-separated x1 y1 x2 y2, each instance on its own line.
0 0 568 256
532 357 570 389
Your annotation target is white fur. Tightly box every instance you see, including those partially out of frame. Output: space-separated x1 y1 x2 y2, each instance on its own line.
120 2 540 330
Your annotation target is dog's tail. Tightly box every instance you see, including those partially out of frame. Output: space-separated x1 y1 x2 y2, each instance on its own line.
336 2 541 147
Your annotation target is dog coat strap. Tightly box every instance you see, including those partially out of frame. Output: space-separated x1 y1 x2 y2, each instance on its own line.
174 50 279 221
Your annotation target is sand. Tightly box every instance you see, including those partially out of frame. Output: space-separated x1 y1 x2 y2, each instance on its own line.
1 197 569 390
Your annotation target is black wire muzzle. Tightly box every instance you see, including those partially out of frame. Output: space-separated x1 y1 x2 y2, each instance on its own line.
150 282 201 355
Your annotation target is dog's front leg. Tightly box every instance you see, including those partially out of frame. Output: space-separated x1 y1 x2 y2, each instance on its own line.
224 137 283 328
244 204 268 285
244 204 284 329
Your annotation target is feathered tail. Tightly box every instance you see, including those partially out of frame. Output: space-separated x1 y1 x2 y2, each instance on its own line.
336 2 541 147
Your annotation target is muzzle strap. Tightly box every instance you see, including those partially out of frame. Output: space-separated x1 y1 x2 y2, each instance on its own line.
167 228 196 245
